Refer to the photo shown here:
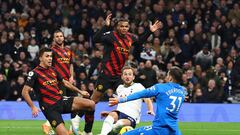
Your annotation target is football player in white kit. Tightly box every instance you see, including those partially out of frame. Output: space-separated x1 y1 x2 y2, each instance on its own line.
99 66 154 135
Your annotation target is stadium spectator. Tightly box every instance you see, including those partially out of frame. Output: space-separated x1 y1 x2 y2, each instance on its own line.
202 79 223 103
8 75 25 101
27 38 39 61
195 45 213 71
140 42 157 61
0 73 10 101
137 60 158 88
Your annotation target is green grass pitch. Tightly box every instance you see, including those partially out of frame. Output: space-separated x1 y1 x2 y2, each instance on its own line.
0 120 239 135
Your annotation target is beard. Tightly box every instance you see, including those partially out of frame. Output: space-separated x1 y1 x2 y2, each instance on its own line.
54 39 63 46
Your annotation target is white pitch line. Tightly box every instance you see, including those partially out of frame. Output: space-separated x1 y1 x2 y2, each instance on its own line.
0 126 39 129
182 129 240 132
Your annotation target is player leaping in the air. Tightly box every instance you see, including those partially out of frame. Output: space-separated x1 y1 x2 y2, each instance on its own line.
99 66 154 135
109 66 187 135
85 13 162 134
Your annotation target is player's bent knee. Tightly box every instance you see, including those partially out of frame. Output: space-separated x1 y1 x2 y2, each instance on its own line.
88 100 95 111
91 90 103 104
72 97 95 111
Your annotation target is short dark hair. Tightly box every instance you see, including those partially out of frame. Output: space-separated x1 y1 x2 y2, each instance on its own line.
169 66 183 83
53 29 64 36
39 47 52 57
115 18 129 27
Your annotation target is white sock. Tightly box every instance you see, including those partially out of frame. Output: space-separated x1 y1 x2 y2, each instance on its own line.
44 121 51 126
113 120 124 130
100 116 114 135
71 115 81 134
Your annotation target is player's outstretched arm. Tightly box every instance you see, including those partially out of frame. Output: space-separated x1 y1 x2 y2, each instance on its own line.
133 20 163 46
109 85 159 106
62 79 90 98
22 85 40 118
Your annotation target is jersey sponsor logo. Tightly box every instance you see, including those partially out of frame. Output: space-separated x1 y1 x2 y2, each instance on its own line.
43 79 58 86
59 90 63 95
57 58 70 64
116 46 129 54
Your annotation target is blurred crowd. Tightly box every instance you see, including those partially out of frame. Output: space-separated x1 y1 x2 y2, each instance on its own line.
0 0 240 103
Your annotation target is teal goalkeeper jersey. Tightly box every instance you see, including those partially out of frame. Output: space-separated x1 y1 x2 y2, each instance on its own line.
119 82 186 132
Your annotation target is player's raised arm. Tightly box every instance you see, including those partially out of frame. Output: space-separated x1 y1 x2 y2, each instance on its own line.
62 79 90 98
93 13 112 43
22 85 40 118
133 20 163 46
150 20 163 32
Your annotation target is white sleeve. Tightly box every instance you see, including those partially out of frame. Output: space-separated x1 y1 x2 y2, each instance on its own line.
116 85 121 95
138 83 145 91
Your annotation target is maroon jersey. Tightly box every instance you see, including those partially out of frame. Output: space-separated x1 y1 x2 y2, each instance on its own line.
51 45 72 80
25 66 62 106
93 26 151 77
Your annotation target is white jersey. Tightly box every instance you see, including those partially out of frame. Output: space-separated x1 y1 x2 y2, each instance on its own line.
116 83 145 123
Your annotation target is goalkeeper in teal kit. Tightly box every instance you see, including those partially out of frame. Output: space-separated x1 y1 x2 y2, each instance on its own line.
109 66 186 135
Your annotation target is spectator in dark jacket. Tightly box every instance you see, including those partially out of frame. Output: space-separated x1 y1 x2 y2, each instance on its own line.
8 76 25 101
137 60 157 88
203 79 223 103
0 73 10 100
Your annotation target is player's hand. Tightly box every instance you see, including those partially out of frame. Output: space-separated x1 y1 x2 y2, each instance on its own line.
147 110 155 116
109 98 119 107
105 13 112 27
150 20 163 32
100 111 110 118
31 106 40 118
69 76 75 84
79 91 90 98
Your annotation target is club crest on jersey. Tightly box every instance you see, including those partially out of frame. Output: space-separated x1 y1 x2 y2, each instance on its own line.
59 90 63 95
51 72 56 76
51 120 57 126
67 51 71 56
97 85 103 90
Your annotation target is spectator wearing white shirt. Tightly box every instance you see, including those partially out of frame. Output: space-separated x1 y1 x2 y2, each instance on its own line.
60 17 73 38
27 38 39 61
